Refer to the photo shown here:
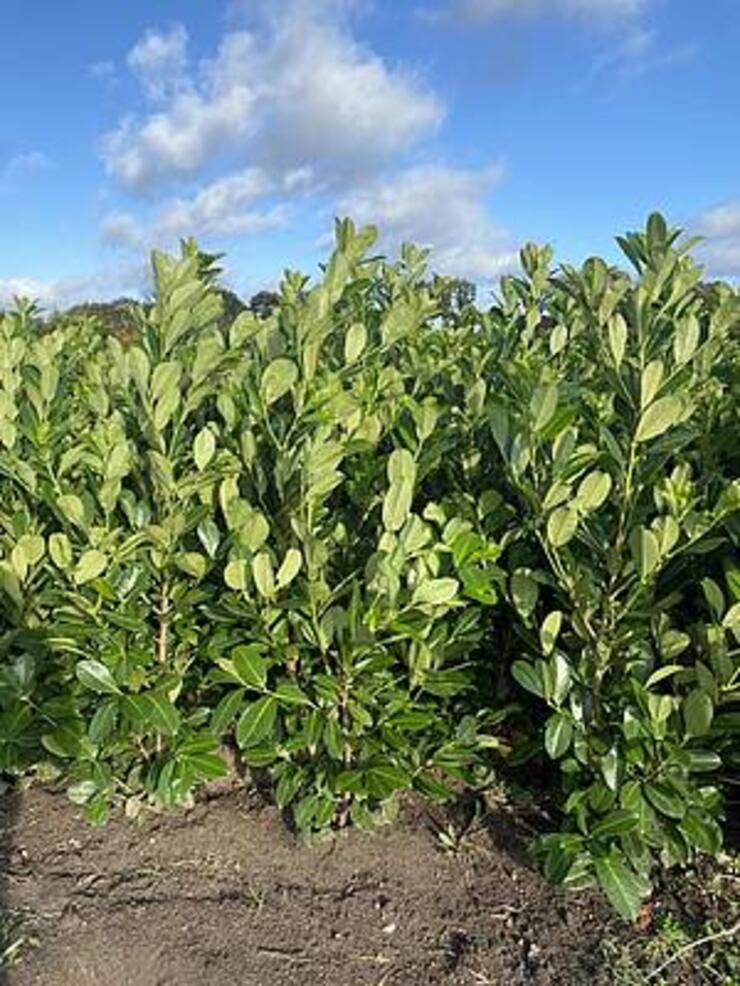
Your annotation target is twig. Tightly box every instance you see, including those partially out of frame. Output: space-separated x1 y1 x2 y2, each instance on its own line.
646 919 740 981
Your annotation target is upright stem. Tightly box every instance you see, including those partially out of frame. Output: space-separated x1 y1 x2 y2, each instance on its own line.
157 579 171 665
336 677 353 828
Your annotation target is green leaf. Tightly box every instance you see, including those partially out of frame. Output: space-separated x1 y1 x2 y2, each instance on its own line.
545 712 573 759
543 481 572 511
549 324 568 356
276 547 302 589
224 558 248 591
15 535 45 568
73 549 108 586
635 396 683 443
364 763 411 800
629 527 660 580
549 652 572 706
679 809 721 854
42 726 80 759
57 493 85 527
130 692 181 736
0 563 22 608
640 359 664 409
411 577 459 607
211 689 245 735
387 448 416 484
88 701 118 745
335 769 365 795
510 570 539 618
533 383 558 432
252 552 275 599
197 519 221 559
382 478 414 532
67 780 97 805
10 544 28 582
594 850 650 921
540 610 563 656
231 646 267 690
511 660 544 697
644 782 685 820
547 506 579 547
489 404 509 453
701 577 725 621
181 753 229 782
647 211 668 243
576 471 612 512
261 358 298 406
275 681 311 706
723 601 740 642
49 532 72 569
590 810 639 842
608 313 627 368
241 511 270 552
275 765 304 807
652 515 679 557
76 660 121 695
673 315 700 366
685 750 721 772
175 552 207 579
601 748 619 792
644 664 685 689
683 688 713 737
344 322 367 364
659 629 689 660
236 695 278 748
193 427 216 470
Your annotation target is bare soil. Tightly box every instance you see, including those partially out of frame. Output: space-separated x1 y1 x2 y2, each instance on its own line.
0 783 735 986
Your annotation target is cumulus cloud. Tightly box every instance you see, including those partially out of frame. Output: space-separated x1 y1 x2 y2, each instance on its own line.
339 163 518 281
98 2 518 283
0 263 147 309
102 167 289 248
102 85 259 191
693 202 740 278
0 277 54 305
102 8 443 194
127 24 189 101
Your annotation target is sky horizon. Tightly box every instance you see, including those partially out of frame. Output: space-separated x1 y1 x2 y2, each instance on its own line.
1 0 738 309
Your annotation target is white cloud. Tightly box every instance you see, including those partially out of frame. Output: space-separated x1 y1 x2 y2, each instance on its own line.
0 263 147 309
695 202 740 240
1 151 52 182
0 277 54 305
102 168 289 248
101 212 148 251
693 202 740 278
447 0 651 22
102 85 259 191
102 8 442 193
98 2 520 287
254 15 443 178
339 163 518 281
127 24 189 101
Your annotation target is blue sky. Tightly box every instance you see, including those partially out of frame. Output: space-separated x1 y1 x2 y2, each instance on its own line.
0 0 738 307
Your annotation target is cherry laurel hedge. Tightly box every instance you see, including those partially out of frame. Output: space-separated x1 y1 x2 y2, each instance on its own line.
1 215 738 919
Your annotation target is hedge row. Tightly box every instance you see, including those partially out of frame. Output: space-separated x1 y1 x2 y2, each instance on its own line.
0 215 738 919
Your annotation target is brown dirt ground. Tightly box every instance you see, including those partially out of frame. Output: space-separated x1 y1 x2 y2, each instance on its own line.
0 782 735 986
